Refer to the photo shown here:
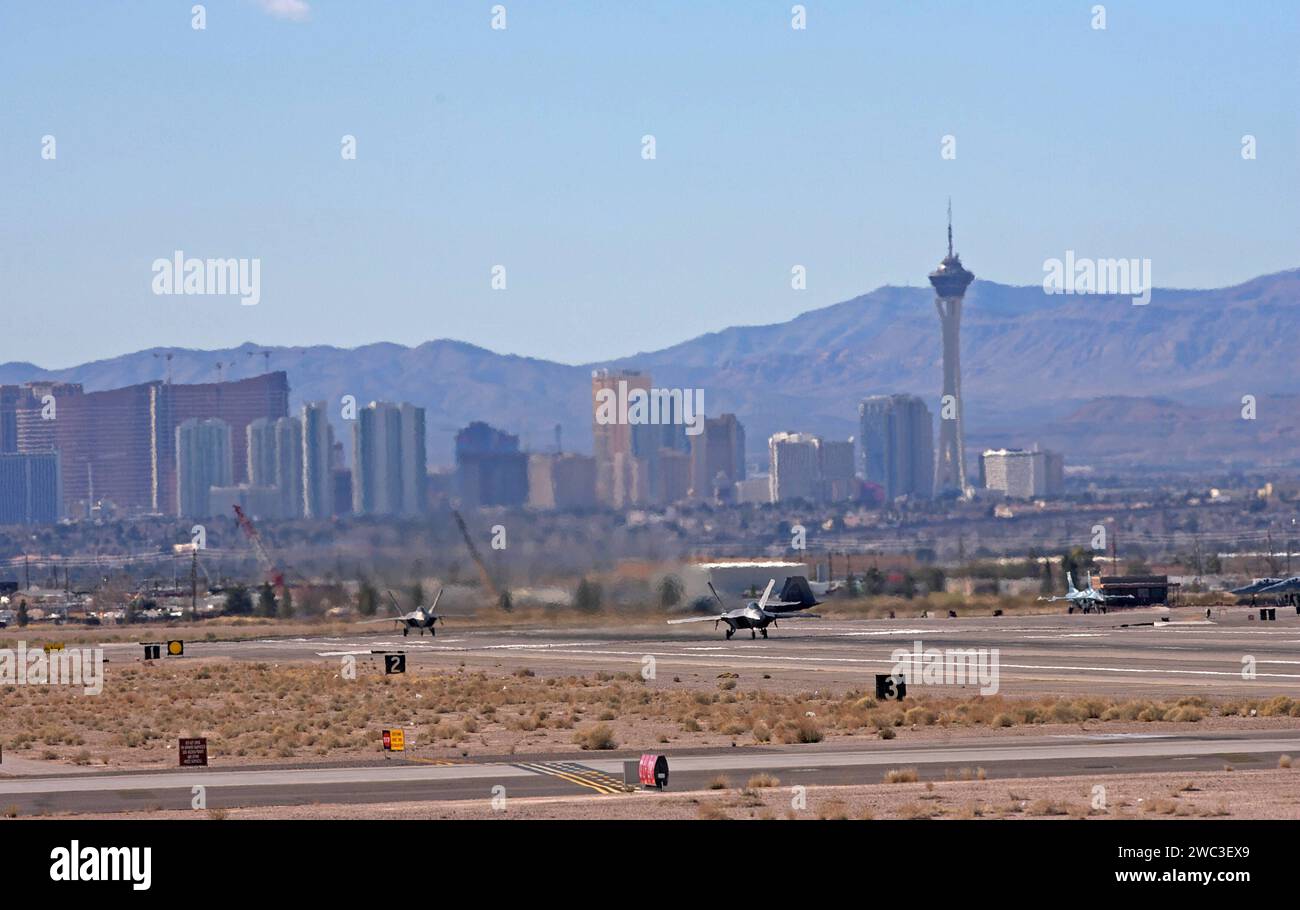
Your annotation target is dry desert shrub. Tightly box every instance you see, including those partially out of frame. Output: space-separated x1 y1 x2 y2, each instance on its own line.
885 767 920 784
572 724 617 750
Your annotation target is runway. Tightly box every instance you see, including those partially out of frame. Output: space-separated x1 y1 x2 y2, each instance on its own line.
2 730 1297 814
101 605 1300 699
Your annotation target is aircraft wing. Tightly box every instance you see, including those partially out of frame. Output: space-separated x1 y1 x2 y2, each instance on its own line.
667 614 723 625
768 611 821 619
358 614 416 624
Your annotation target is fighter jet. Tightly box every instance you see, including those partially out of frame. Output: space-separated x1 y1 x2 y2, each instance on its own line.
360 589 445 637
1256 577 1300 608
667 576 820 639
1230 578 1286 596
1038 571 1134 614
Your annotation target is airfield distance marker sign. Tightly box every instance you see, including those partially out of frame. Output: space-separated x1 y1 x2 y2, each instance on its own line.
876 674 907 700
384 653 406 675
143 643 161 660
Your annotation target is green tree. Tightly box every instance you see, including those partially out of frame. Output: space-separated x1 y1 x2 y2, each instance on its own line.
16 600 28 628
657 575 684 610
224 585 253 616
257 583 277 618
863 567 885 596
357 581 379 617
574 577 603 613
278 586 294 619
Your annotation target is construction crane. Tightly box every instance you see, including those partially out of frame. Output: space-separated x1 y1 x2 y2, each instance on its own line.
452 510 505 607
232 505 286 595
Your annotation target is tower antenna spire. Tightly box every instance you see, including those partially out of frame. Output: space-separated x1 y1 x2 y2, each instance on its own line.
947 197 953 259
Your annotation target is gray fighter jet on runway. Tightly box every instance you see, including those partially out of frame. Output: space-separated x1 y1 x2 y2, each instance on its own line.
1038 571 1134 614
1230 577 1286 597
360 589 445 636
667 577 821 639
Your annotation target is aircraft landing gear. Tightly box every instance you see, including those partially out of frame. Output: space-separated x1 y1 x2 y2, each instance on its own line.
725 627 734 640
760 629 768 639
750 630 756 639
402 627 409 637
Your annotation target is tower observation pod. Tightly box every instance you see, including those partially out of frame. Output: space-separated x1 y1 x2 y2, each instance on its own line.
928 201 975 495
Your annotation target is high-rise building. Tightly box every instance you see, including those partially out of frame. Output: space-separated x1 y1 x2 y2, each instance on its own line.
818 439 857 502
591 369 651 506
175 418 233 519
151 372 289 514
768 432 821 503
928 203 975 494
0 452 61 525
353 402 404 516
14 381 151 516
247 418 279 490
4 373 285 518
301 402 335 519
859 394 935 501
653 449 692 505
768 432 856 504
247 416 304 519
398 402 427 516
0 385 24 453
332 466 353 516
455 421 528 508
981 447 1064 499
274 416 304 518
690 413 746 500
1043 450 1065 496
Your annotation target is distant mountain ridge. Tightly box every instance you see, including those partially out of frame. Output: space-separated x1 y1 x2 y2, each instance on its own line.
5 269 1298 471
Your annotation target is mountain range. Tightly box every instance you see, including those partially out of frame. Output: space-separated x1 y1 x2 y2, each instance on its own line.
5 269 1298 473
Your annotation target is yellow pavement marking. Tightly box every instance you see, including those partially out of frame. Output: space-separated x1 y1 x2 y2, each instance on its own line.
514 761 627 795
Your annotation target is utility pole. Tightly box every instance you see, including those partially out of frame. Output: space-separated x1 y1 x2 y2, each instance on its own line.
191 548 198 611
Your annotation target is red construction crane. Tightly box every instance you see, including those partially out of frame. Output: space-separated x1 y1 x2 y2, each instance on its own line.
232 505 285 593
453 510 503 605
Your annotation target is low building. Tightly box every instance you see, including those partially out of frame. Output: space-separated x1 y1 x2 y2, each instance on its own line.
1097 575 1174 606
981 447 1065 498
528 453 597 510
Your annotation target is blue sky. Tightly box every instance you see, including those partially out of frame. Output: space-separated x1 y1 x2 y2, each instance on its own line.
2 1 1296 369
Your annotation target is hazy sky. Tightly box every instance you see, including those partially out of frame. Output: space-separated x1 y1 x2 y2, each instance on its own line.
2 1 1296 369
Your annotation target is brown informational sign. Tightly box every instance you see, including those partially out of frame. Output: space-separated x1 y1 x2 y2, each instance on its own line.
179 737 208 767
